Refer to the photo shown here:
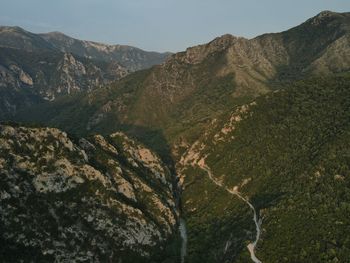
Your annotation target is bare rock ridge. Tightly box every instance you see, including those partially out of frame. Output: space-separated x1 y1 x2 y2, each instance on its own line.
0 124 178 262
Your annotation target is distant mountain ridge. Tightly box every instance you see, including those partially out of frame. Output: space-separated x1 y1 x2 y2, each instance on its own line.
0 26 171 119
40 31 171 71
0 26 171 71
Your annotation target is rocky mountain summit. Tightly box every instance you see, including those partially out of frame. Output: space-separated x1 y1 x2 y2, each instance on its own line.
0 124 179 262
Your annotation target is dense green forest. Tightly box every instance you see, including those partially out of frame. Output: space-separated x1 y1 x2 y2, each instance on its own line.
181 74 350 262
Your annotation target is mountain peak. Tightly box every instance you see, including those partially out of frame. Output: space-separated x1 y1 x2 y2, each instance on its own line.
170 34 239 65
45 31 68 37
317 10 337 17
208 34 239 48
0 26 26 34
306 10 349 26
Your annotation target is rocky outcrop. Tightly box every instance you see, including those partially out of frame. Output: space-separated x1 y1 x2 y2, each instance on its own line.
0 47 128 117
0 124 178 262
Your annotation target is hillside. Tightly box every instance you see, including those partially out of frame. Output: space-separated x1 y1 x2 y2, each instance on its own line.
0 124 180 262
178 74 350 262
0 47 127 118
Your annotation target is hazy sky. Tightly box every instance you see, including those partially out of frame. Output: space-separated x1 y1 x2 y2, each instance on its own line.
0 0 349 52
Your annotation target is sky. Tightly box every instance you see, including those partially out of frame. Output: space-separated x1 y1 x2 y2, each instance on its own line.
0 0 349 52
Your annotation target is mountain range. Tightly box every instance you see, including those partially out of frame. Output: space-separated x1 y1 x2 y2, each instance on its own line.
1 10 350 263
0 26 170 118
13 11 350 155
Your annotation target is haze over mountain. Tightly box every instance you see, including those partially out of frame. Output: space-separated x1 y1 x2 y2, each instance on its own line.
1 10 350 263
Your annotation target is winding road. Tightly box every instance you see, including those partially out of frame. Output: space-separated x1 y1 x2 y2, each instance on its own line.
198 159 262 263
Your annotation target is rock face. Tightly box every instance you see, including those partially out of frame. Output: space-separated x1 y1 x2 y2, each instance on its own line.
0 124 178 262
0 46 128 118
